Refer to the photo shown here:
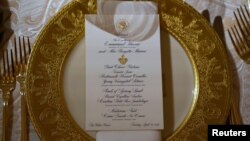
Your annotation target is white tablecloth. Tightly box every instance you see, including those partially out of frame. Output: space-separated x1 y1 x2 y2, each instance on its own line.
0 0 249 140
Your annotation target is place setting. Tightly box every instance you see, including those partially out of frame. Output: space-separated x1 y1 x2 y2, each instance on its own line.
0 0 249 141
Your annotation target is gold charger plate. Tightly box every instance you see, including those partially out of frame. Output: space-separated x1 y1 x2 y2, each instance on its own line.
26 0 232 140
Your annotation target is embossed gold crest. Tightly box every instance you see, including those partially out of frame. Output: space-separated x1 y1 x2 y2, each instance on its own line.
119 54 128 65
116 19 129 32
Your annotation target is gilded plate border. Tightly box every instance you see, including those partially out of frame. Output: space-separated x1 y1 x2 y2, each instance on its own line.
26 0 232 141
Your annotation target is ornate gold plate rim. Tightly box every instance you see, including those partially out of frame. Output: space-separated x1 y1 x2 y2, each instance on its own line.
26 0 232 140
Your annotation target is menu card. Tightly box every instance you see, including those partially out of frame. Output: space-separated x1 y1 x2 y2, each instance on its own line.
85 14 163 131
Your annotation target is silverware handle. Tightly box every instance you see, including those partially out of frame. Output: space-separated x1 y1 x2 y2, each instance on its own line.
2 93 10 141
230 94 243 124
17 75 29 141
21 94 28 141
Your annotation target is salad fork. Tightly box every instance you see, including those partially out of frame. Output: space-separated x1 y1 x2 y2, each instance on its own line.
14 36 31 141
0 49 16 141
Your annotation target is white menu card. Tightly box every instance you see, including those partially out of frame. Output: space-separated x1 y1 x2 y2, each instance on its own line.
85 14 163 131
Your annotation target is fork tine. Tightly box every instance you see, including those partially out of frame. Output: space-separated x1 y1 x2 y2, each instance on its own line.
228 28 239 53
6 50 10 77
232 26 243 52
234 11 249 44
19 36 23 64
1 53 4 77
241 6 250 25
22 36 27 64
3 50 7 77
27 37 31 55
0 55 2 77
10 49 15 76
238 7 250 35
234 25 249 51
229 25 245 55
14 37 18 65
234 11 250 49
244 4 250 19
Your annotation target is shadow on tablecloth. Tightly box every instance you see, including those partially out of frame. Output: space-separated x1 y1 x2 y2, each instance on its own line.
0 0 13 53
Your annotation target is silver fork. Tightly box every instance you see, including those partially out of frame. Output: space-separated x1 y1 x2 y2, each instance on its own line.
228 5 250 63
14 36 31 141
0 49 16 141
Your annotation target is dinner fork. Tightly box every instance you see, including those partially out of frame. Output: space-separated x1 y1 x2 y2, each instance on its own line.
14 37 31 141
227 5 249 124
228 5 250 63
0 49 16 141
14 36 31 141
